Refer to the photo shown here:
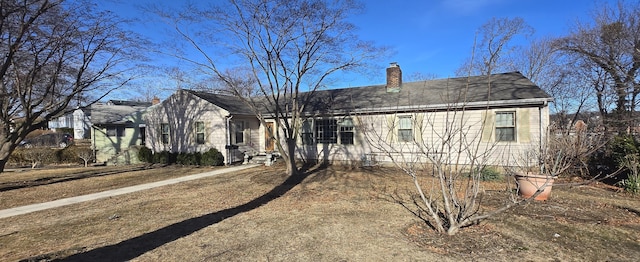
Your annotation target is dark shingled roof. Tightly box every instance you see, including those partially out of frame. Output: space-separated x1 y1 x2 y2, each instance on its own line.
185 90 256 115
90 102 149 125
184 71 552 116
302 71 553 114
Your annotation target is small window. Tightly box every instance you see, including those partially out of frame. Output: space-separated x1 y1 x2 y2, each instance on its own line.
106 126 125 137
234 121 244 144
496 112 516 142
339 118 354 145
161 123 170 144
301 119 314 145
139 126 146 146
398 116 413 142
195 121 205 144
316 119 337 144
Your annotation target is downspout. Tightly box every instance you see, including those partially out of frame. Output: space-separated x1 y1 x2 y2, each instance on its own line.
226 115 233 165
539 101 547 173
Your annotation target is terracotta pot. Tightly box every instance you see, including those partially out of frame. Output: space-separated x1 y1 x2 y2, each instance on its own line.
515 173 555 201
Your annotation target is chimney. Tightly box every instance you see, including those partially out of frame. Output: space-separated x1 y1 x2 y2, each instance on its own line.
386 62 402 91
152 96 160 105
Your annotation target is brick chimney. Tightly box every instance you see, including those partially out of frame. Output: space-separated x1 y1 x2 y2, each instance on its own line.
386 62 402 91
152 96 160 105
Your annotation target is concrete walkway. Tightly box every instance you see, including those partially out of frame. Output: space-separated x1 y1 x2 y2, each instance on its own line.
0 164 259 219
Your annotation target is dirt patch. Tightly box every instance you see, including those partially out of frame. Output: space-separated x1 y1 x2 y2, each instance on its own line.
1 164 639 261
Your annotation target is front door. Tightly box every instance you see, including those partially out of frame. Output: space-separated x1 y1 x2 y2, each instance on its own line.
265 122 274 152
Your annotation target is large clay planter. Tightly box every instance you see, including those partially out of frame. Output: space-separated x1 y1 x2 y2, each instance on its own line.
515 173 555 201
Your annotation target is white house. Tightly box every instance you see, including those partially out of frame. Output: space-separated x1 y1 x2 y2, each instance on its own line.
144 64 553 167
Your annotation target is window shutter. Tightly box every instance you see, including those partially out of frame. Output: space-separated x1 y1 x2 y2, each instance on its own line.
481 110 494 143
517 109 531 143
244 121 250 145
386 115 397 143
190 121 195 144
414 113 425 143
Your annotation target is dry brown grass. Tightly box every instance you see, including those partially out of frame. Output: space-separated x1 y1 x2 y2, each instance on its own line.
0 164 639 261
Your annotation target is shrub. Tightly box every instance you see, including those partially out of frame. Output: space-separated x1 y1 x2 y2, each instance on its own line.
590 134 640 181
57 145 79 163
177 152 200 166
154 151 170 164
480 166 503 181
202 148 224 166
22 148 55 168
138 146 153 163
464 166 503 181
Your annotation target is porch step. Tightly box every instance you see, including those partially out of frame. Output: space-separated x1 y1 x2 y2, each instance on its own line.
245 152 279 166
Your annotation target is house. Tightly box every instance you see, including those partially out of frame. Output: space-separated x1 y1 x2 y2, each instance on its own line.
145 63 553 167
143 89 261 165
90 100 154 164
48 108 91 139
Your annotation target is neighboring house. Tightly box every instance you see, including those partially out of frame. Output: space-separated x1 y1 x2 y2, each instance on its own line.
91 100 153 164
48 108 90 139
144 90 261 165
146 63 553 167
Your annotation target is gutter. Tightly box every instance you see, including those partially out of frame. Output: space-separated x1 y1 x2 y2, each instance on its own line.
225 115 233 165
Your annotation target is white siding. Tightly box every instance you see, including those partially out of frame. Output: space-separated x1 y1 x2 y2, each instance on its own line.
144 90 261 164
144 91 230 157
294 106 549 167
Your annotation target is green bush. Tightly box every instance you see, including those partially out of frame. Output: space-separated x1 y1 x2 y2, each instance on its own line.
138 146 153 163
177 152 200 166
153 151 170 164
139 148 222 166
618 175 640 194
202 148 224 166
480 167 503 181
609 135 640 165
465 166 503 181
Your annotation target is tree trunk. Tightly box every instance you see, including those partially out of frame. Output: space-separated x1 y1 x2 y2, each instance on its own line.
0 158 7 173
0 142 15 173
285 138 298 176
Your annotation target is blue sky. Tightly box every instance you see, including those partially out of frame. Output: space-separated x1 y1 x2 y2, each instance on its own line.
103 0 616 100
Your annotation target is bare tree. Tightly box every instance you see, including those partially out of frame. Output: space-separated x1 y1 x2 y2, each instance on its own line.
514 37 596 134
456 17 534 77
557 0 640 132
165 0 384 176
357 78 519 235
77 147 94 167
0 0 144 172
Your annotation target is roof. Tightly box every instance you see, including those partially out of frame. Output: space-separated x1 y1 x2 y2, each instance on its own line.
181 71 552 117
302 71 553 115
90 102 149 125
185 90 256 115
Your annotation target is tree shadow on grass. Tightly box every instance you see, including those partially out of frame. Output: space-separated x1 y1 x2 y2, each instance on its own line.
52 168 314 262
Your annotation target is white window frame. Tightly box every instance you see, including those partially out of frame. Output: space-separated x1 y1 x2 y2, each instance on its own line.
339 118 355 145
234 121 245 144
495 111 516 142
195 121 205 145
306 117 355 145
161 123 170 144
398 115 413 142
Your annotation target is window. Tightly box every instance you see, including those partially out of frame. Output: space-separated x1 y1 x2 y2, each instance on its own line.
195 121 205 144
106 126 125 137
496 112 516 142
339 118 354 145
234 121 244 144
139 126 146 146
398 116 413 142
316 119 337 144
161 123 170 144
301 119 314 145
